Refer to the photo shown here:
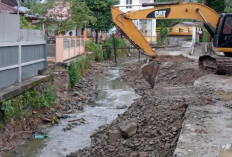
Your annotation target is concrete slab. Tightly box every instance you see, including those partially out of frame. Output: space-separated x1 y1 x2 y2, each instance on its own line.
0 75 53 102
174 74 232 157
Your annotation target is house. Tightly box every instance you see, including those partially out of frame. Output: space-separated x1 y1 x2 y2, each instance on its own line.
0 2 22 14
169 22 203 36
168 22 206 46
118 0 157 43
0 0 18 7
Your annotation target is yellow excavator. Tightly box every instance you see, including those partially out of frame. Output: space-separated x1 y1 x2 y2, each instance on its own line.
111 1 232 87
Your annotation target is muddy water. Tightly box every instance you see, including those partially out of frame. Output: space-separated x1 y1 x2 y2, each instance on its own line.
6 66 139 157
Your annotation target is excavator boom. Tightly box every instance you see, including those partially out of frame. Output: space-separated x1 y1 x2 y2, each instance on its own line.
111 2 232 87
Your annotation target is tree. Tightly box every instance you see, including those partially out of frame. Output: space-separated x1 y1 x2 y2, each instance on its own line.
206 0 226 13
80 0 118 43
31 0 95 35
21 0 36 9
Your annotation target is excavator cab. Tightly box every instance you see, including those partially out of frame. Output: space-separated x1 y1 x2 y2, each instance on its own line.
214 14 232 56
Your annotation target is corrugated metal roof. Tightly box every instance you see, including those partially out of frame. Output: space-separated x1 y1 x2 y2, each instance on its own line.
13 6 30 13
1 0 17 7
0 2 17 13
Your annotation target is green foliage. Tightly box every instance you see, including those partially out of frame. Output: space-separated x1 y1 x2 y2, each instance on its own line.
68 57 91 87
80 0 118 32
21 0 37 9
20 17 39 29
103 37 128 60
206 0 226 13
85 41 104 62
30 0 94 35
1 84 56 122
226 7 232 12
69 62 80 88
157 28 169 46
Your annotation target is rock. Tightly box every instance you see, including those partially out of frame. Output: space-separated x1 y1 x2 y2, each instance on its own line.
38 68 52 75
116 105 128 109
108 130 123 144
55 113 62 119
130 152 138 157
119 120 138 138
42 117 51 123
172 127 178 132
139 152 148 157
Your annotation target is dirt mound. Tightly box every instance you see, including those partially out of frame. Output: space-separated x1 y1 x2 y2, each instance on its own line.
121 55 209 88
68 96 187 157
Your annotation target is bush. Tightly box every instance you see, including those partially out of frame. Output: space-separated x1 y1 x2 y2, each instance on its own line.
103 37 128 60
68 56 90 87
85 40 104 62
1 84 56 122
157 28 169 46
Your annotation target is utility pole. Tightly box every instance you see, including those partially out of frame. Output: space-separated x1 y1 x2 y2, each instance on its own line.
16 0 20 15
113 34 117 63
30 0 33 9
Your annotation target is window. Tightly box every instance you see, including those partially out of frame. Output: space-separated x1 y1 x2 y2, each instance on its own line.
223 16 232 35
126 0 132 8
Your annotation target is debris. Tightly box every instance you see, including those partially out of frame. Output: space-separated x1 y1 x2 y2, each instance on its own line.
33 134 49 139
42 117 51 123
119 120 137 138
108 130 123 144
32 132 50 139
68 118 86 124
62 118 86 131
67 55 216 157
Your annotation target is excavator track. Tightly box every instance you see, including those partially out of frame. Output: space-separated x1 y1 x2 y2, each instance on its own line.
199 55 232 75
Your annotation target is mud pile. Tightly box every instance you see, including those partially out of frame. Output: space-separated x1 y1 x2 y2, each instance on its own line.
67 55 215 157
122 55 209 89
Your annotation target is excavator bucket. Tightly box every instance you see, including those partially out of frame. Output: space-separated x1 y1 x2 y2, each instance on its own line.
142 61 160 88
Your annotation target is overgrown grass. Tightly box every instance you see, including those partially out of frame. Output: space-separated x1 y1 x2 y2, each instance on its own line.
69 56 90 87
103 37 128 60
85 40 104 62
0 84 56 122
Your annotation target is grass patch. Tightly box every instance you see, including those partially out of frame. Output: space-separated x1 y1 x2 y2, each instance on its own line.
0 83 56 122
68 56 91 88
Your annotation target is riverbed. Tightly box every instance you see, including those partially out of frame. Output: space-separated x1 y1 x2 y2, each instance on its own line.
6 66 139 157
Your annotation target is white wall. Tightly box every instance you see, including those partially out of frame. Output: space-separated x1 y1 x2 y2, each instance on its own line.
119 0 157 38
119 0 154 12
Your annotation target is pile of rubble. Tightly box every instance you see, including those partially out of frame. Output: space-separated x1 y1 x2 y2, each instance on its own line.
67 55 216 157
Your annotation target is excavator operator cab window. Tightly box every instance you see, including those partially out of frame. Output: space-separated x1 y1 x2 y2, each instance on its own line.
218 15 232 48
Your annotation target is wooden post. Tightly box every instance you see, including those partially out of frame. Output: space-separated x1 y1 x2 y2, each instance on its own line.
113 34 117 63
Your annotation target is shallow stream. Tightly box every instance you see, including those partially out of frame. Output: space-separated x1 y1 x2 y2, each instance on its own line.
6 65 139 157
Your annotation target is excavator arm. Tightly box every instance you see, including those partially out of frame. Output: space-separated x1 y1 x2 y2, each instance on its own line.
111 2 220 87
111 2 219 58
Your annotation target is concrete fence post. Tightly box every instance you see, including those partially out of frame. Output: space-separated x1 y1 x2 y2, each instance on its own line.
18 43 22 83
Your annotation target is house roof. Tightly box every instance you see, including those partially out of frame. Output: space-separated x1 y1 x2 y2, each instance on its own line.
173 22 204 27
0 2 18 13
13 6 30 13
1 0 17 7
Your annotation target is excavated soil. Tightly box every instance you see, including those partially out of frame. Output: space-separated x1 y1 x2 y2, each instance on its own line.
67 55 216 157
